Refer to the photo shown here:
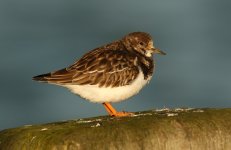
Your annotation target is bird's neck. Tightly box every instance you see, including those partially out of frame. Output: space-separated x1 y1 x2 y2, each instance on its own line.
130 50 154 80
104 40 126 51
105 40 154 79
139 55 154 80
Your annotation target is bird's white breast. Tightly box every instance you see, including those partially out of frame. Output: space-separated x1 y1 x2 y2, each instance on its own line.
63 70 152 103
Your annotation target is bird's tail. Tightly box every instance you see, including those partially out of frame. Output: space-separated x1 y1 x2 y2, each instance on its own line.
33 73 52 82
33 68 74 84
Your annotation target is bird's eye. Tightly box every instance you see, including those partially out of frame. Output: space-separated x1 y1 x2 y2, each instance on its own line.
139 42 144 46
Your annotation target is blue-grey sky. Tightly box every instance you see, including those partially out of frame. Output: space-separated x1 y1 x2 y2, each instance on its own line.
1 0 231 130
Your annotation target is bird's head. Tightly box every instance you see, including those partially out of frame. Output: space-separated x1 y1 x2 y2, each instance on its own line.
122 32 166 57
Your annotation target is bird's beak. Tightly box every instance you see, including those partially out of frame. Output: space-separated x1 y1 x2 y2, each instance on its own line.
151 48 166 55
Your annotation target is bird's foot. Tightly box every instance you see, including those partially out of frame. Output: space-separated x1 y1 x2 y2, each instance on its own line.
102 102 134 117
111 111 134 117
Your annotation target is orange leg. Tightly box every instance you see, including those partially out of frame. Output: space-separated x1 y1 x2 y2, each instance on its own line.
102 102 133 117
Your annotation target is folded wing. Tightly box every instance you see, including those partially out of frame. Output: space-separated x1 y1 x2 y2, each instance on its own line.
33 49 139 87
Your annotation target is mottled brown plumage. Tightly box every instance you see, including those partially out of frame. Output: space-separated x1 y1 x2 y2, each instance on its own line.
33 32 165 88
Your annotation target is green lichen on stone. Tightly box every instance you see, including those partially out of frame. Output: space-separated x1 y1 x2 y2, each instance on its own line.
0 108 231 150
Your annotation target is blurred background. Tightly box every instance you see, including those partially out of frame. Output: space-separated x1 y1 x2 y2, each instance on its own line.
0 0 231 130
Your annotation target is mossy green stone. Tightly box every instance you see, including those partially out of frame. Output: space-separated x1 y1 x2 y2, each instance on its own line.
0 108 231 150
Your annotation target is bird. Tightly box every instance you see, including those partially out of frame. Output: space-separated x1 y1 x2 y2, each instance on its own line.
33 32 166 117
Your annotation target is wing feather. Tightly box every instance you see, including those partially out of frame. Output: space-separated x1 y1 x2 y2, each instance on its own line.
33 49 140 87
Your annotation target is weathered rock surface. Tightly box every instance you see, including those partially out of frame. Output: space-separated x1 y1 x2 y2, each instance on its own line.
0 108 231 150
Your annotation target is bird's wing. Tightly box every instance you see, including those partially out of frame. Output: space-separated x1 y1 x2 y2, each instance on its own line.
33 49 140 87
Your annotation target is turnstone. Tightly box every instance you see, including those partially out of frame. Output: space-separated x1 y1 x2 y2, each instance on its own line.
33 32 166 117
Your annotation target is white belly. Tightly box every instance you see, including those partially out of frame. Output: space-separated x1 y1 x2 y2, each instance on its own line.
63 71 151 103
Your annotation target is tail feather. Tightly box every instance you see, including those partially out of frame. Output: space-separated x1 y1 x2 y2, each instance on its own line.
33 73 52 82
33 68 74 84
